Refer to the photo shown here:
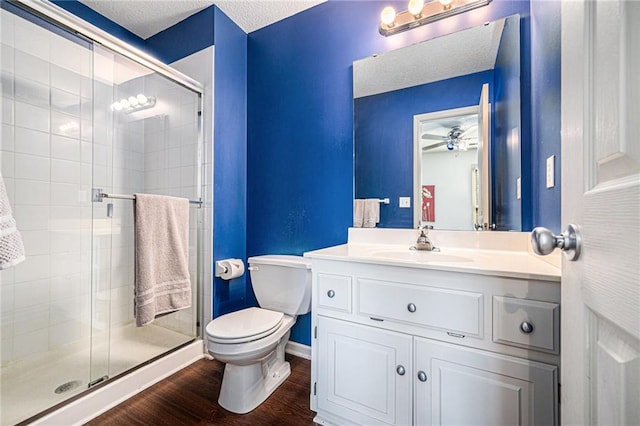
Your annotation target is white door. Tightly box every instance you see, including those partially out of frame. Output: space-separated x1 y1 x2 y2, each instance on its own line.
316 316 412 425
414 337 557 426
561 1 640 425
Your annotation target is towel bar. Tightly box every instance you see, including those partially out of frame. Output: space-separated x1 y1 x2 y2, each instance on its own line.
92 188 203 206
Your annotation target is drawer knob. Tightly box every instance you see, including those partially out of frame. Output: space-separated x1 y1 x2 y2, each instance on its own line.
417 371 428 382
327 289 335 298
520 321 534 334
407 303 417 313
396 365 406 376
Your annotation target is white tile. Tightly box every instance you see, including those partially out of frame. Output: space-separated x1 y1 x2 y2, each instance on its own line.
14 179 50 205
13 254 50 283
1 123 14 152
13 205 49 230
2 43 15 74
50 36 85 75
20 230 50 256
51 134 80 162
1 283 14 312
50 182 81 206
51 64 81 95
15 101 49 132
51 110 80 139
14 16 50 61
1 149 14 177
51 158 81 184
80 141 92 164
50 274 82 302
15 152 50 181
14 127 49 157
14 50 49 86
181 166 195 187
14 76 49 107
0 332 14 364
13 304 49 334
1 70 14 101
50 229 81 253
51 88 81 116
13 327 48 359
1 11 14 48
2 96 13 125
50 252 82 277
13 278 49 309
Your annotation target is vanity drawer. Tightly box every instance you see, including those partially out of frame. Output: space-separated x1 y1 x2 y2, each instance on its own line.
493 296 559 354
357 278 483 337
317 273 352 313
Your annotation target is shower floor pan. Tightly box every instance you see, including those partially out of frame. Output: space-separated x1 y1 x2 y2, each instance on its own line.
0 323 192 425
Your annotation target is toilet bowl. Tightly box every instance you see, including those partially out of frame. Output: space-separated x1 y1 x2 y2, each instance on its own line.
205 255 312 414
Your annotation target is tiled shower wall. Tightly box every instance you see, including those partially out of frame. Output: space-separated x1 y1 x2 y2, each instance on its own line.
1 10 95 365
1 10 204 366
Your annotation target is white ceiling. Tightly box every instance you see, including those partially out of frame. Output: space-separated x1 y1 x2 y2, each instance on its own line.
79 0 326 39
353 18 506 99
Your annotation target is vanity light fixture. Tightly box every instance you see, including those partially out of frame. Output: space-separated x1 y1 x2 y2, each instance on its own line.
379 0 492 36
110 94 156 114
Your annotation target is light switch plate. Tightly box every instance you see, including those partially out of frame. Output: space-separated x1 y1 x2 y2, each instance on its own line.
399 197 411 208
516 177 521 200
546 155 555 188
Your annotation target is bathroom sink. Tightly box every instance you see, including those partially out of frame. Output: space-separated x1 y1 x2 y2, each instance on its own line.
369 249 472 263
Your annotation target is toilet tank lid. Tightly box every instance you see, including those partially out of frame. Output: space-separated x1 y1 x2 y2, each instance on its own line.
248 255 311 269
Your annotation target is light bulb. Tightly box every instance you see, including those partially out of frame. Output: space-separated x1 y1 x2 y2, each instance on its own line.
120 98 130 109
440 0 453 9
408 0 424 16
136 94 148 105
128 96 139 107
111 102 123 111
380 6 396 26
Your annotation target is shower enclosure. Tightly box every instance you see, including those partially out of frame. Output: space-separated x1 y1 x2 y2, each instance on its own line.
0 3 204 424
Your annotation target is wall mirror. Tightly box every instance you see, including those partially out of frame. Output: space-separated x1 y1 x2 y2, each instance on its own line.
354 14 522 231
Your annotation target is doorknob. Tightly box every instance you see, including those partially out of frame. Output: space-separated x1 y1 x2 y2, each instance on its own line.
531 224 582 261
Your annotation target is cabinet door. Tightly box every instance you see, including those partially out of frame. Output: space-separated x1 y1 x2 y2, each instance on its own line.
415 337 557 426
317 316 412 425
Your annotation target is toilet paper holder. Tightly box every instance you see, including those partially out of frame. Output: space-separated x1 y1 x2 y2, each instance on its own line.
215 258 245 280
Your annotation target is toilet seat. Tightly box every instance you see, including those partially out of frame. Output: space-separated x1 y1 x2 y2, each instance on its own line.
206 307 284 344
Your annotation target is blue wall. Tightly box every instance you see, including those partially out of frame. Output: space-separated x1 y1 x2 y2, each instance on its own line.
247 0 531 345
530 0 561 233
354 71 495 228
493 15 523 231
212 8 249 317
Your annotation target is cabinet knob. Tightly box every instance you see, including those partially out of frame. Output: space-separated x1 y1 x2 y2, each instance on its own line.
327 289 335 298
407 303 417 313
417 371 428 382
520 321 534 334
396 365 406 376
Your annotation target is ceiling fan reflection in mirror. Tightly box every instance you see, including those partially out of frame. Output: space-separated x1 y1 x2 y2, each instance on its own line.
420 113 478 152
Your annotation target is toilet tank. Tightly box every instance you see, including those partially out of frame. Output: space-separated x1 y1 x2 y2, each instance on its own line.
248 255 312 316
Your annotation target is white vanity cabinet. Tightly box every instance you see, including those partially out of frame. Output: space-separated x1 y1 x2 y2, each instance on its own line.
308 257 560 426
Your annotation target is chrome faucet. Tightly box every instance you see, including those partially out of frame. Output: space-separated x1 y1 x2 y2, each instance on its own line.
413 227 438 251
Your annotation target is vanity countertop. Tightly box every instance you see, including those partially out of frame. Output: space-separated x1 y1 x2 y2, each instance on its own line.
305 228 562 282
304 243 560 282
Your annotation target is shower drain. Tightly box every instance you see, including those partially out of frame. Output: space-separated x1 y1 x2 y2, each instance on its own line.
54 380 82 394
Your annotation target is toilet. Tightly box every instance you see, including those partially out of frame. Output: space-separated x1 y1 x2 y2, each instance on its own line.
205 255 312 414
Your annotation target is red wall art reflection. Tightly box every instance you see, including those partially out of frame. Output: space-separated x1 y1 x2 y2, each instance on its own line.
422 185 435 222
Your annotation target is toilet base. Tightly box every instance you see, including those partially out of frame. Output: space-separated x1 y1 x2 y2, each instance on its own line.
217 333 291 414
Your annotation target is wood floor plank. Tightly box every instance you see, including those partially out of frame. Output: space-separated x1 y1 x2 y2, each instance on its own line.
85 355 315 425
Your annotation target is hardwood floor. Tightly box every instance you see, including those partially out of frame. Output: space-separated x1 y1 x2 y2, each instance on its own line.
86 355 315 425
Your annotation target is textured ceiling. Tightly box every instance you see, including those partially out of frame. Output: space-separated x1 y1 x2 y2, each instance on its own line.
79 0 326 39
353 18 506 99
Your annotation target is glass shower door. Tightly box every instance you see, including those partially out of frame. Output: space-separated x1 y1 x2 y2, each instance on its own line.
0 5 98 423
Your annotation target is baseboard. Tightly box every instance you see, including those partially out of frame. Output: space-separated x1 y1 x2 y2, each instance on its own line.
32 340 205 425
285 341 311 360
